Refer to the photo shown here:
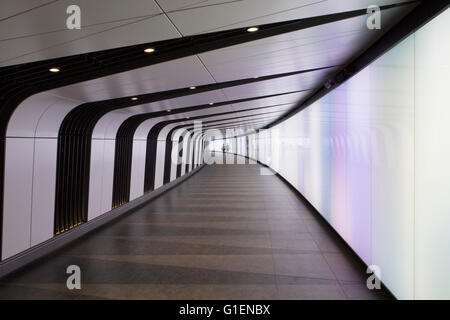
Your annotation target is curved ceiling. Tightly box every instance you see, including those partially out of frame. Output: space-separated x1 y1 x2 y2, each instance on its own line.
3 1 418 141
1 0 416 67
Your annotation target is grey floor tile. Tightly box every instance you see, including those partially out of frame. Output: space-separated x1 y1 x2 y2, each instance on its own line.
272 253 336 280
0 160 392 300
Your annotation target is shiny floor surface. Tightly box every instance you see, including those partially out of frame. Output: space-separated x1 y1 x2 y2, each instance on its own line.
0 157 393 299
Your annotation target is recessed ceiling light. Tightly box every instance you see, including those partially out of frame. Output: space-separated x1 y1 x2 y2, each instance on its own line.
167 109 171 112
209 102 214 105
189 86 196 90
131 97 138 101
247 27 259 32
49 67 60 72
144 48 155 53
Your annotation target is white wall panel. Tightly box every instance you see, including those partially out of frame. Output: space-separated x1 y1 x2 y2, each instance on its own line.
344 70 371 266
170 130 183 182
154 140 167 189
195 135 202 167
188 134 194 172
135 119 159 139
369 36 415 299
414 9 450 300
34 99 83 138
88 139 106 220
7 92 81 139
100 140 115 214
30 138 57 246
93 112 128 139
181 133 190 175
170 139 178 182
2 138 34 259
198 137 204 166
129 140 147 201
7 94 62 137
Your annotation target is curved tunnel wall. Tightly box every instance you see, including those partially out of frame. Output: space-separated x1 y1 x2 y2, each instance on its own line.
2 91 205 259
1 15 336 261
239 10 450 300
1 56 296 260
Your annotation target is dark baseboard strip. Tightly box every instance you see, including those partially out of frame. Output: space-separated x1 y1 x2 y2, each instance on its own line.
0 164 205 279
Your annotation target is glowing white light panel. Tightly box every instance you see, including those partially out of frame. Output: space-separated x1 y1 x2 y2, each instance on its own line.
253 9 449 299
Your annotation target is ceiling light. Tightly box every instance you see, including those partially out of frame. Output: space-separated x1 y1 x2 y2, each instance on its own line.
247 27 259 32
144 47 155 53
189 86 196 90
167 109 171 112
186 116 190 119
49 67 60 72
209 102 214 105
131 97 138 101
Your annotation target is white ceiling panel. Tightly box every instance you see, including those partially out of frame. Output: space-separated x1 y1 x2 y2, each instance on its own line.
154 0 245 12
121 89 229 114
183 105 287 124
159 107 285 137
45 56 215 101
199 7 412 81
222 70 331 101
98 92 294 128
0 0 53 20
96 82 302 120
3 0 419 134
160 0 416 35
228 91 307 111
1 0 415 67
0 0 180 67
8 55 216 137
199 19 366 81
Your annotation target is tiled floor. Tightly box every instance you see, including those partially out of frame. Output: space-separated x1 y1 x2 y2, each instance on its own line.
0 157 393 299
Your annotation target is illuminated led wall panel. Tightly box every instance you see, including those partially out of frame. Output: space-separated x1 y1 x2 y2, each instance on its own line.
414 9 450 299
254 9 449 299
